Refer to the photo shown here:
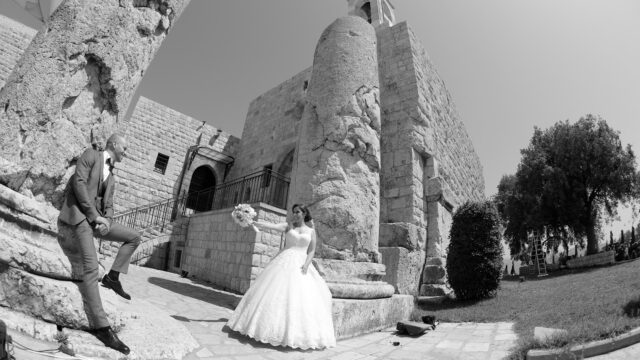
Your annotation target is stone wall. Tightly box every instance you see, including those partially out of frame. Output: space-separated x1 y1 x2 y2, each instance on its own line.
0 15 36 90
227 68 311 182
567 250 615 269
376 21 484 296
377 21 484 224
181 203 286 294
114 96 239 212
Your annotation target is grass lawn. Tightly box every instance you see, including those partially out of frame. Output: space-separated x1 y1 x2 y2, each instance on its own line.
412 258 640 359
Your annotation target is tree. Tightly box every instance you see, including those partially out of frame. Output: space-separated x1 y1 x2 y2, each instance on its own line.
496 115 638 255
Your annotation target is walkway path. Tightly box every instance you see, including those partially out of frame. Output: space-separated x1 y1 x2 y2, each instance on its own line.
11 264 632 359
131 266 517 360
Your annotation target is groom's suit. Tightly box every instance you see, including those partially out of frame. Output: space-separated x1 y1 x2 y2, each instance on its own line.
58 148 140 328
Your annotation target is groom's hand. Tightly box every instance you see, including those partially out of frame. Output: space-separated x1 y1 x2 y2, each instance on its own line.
95 223 109 235
94 216 110 235
301 264 309 274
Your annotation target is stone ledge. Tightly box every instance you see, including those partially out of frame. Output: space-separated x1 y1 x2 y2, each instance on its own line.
526 326 640 360
416 295 447 305
332 295 414 339
327 280 395 299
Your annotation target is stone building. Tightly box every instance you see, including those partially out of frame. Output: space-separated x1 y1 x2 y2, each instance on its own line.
220 0 485 298
0 0 483 342
0 14 36 90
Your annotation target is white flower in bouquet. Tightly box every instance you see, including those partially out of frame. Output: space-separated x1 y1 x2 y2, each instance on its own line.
231 203 257 228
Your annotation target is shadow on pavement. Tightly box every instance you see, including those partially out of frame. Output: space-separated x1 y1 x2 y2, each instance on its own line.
147 276 240 310
171 315 229 323
221 325 322 353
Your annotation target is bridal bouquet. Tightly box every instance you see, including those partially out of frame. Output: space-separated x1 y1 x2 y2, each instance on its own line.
231 203 257 228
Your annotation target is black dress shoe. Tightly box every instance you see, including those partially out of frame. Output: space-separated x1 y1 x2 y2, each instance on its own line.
101 275 132 300
92 327 130 355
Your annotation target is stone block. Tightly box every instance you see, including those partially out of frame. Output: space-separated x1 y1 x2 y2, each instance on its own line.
422 264 446 284
0 292 198 360
326 279 395 299
380 247 424 296
314 258 386 281
332 295 414 339
0 265 124 329
379 222 426 250
419 283 451 297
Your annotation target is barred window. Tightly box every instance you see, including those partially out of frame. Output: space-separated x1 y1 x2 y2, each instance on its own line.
154 153 169 175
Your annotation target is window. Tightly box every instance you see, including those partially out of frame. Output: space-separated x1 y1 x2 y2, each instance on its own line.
174 249 182 268
154 153 169 174
361 2 372 23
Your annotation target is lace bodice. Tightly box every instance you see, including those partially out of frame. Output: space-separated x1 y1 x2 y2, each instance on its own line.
283 228 312 251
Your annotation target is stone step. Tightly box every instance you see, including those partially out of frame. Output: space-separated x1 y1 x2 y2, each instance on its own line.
416 295 447 305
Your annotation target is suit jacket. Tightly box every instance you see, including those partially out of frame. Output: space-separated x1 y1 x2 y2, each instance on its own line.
58 148 115 226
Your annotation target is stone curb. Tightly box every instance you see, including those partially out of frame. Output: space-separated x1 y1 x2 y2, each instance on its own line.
526 326 640 359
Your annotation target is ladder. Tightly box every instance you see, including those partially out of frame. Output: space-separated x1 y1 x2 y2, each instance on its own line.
532 233 548 277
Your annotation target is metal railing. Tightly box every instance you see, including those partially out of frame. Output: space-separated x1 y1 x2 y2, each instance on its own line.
111 169 290 231
206 169 290 212
111 194 187 232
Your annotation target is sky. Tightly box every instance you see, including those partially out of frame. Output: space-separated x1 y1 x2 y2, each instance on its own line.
1 0 640 200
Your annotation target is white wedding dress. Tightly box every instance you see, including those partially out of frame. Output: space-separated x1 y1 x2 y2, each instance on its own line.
227 229 336 349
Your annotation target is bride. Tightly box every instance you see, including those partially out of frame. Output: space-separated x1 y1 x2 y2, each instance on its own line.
226 204 336 349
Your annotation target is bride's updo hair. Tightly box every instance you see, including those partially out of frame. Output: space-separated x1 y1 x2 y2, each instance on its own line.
292 203 313 223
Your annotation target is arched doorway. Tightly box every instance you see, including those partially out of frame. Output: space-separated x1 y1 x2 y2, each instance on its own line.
186 166 216 212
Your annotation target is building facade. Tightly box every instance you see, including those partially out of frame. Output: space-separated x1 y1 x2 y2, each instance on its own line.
0 0 485 297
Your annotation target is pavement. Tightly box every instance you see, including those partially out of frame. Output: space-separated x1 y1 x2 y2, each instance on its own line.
4 264 639 359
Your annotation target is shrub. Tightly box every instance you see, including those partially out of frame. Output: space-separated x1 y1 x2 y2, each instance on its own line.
446 200 503 300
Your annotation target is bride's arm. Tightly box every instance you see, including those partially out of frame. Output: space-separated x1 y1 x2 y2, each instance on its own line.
252 220 288 233
301 230 317 274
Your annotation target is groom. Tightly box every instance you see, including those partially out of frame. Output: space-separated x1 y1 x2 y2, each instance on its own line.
58 133 140 355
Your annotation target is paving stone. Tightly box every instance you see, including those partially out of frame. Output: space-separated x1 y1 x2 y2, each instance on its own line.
462 342 491 352
435 339 464 350
195 348 214 358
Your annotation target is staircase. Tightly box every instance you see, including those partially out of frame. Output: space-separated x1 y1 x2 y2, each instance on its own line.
99 193 190 269
532 233 548 277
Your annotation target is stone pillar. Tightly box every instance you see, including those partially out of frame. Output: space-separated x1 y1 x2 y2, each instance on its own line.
0 0 191 206
291 16 393 298
419 176 456 297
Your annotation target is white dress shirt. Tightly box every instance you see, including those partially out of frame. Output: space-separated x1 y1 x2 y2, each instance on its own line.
103 151 112 180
